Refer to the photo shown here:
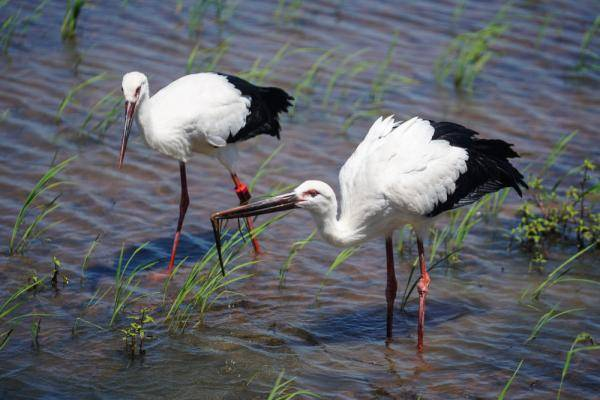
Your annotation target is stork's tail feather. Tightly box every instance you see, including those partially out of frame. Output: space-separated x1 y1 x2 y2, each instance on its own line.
427 120 528 216
472 138 529 196
260 86 294 115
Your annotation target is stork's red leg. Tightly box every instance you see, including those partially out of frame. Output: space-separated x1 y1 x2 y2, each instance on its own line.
385 236 397 341
166 162 189 273
416 237 430 352
231 173 261 254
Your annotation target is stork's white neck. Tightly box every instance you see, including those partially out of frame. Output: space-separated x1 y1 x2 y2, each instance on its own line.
306 194 366 248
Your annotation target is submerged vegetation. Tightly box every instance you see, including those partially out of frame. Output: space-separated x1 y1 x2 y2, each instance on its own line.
267 370 319 400
511 132 599 264
60 0 85 40
0 0 46 53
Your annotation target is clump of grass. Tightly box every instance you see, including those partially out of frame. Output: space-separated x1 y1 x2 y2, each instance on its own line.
110 242 157 326
511 132 599 264
61 0 85 40
56 72 107 122
0 0 46 53
267 370 319 400
9 156 76 255
166 215 284 332
434 9 508 90
576 15 600 72
557 332 600 399
279 229 316 288
120 307 154 359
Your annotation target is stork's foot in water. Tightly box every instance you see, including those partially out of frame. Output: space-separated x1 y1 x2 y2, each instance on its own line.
148 270 172 282
416 272 431 352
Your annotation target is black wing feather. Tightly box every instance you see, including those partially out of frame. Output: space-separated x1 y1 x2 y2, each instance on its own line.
427 121 528 217
219 74 294 143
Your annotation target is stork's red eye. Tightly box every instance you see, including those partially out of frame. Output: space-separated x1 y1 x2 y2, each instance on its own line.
304 189 319 198
135 86 141 96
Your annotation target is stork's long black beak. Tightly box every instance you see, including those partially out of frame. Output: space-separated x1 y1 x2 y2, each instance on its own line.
119 100 136 169
210 192 300 275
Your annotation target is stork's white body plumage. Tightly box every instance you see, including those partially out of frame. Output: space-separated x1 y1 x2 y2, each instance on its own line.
327 116 469 245
131 73 254 168
211 115 527 350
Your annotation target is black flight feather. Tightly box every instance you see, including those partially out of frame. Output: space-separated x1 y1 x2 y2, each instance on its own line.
219 74 294 144
427 121 528 217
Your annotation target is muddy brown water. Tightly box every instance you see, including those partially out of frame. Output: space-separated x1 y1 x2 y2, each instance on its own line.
0 0 599 399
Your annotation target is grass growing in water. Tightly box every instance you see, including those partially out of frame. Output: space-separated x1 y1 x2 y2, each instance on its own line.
186 40 230 74
557 332 600 399
498 359 524 400
511 132 598 264
61 0 85 39
576 15 600 72
238 42 291 85
434 9 508 90
110 242 157 326
9 156 76 255
186 0 237 34
315 246 358 302
0 0 46 53
526 305 584 343
120 307 154 359
279 229 316 288
267 370 319 400
56 72 107 122
166 215 284 332
80 233 101 283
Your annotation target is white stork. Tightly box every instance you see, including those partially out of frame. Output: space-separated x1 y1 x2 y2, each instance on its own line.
210 116 527 351
119 71 293 274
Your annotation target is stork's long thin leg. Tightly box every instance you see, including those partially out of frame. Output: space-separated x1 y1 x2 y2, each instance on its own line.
231 173 261 254
416 236 431 352
166 162 190 273
385 236 397 341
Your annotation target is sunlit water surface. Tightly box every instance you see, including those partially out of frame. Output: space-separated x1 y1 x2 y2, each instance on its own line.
0 0 599 399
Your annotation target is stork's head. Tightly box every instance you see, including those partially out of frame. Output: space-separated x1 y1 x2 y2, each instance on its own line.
293 180 337 216
209 180 337 274
119 71 148 168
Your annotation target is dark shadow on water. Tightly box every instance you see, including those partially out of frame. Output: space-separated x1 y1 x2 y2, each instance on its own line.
83 230 220 284
280 300 479 345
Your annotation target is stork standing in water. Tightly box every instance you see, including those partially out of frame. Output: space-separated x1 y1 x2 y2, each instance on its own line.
210 116 527 351
119 71 293 273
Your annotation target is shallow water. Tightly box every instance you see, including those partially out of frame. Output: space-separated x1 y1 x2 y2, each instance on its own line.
0 0 599 399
